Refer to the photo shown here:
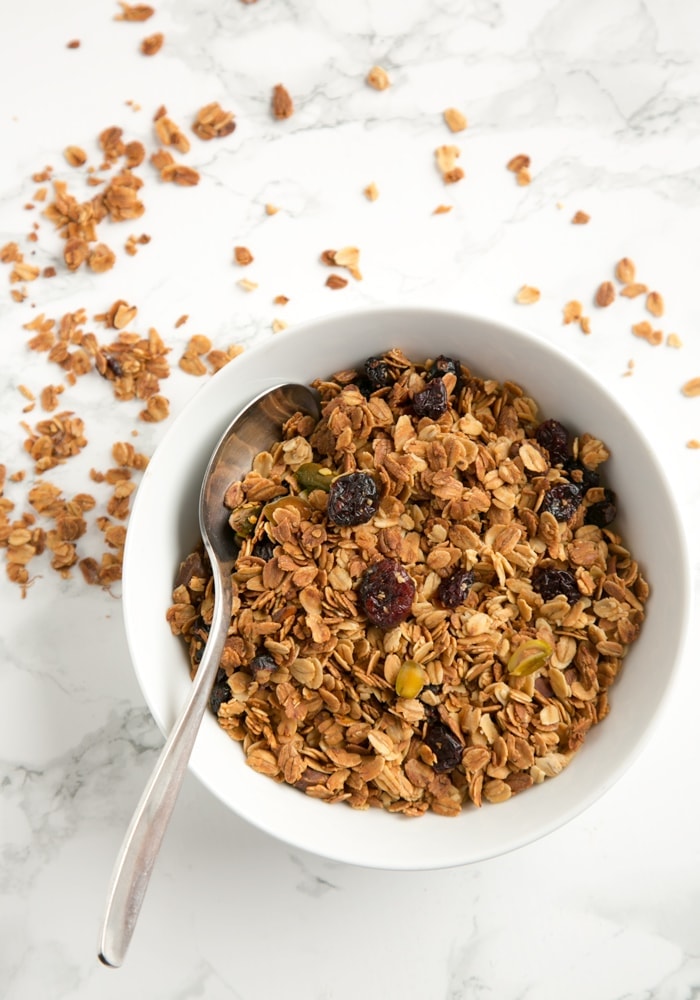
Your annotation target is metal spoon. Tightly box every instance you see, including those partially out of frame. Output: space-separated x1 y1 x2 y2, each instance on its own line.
98 382 320 969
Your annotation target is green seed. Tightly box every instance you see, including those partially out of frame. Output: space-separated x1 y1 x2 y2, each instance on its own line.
228 502 262 538
395 660 428 699
296 462 335 492
507 638 553 677
262 495 313 520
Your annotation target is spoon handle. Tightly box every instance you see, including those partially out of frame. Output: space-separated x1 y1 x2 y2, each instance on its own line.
98 565 233 968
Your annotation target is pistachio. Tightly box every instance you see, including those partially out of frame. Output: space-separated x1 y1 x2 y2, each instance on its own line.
262 495 313 520
228 502 262 538
507 638 553 676
295 462 335 492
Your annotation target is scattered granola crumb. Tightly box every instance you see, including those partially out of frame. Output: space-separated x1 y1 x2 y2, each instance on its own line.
323 246 362 281
563 300 583 324
580 316 592 335
516 167 531 186
632 321 662 346
139 394 170 422
175 314 189 328
140 32 163 56
43 267 56 278
515 285 540 305
571 211 590 224
265 204 279 216
67 39 81 48
620 283 648 299
161 163 200 186
507 154 531 184
646 291 664 317
88 243 116 273
234 246 254 266
435 145 464 184
125 233 151 255
18 385 35 402
364 182 379 201
667 333 683 348
155 115 190 153
433 204 452 215
443 108 467 133
367 65 390 91
595 281 616 307
272 319 288 333
192 102 236 140
273 295 289 306
681 378 700 398
237 278 258 292
40 385 64 412
326 274 348 290
687 439 700 449
615 257 636 284
271 84 294 120
115 2 154 20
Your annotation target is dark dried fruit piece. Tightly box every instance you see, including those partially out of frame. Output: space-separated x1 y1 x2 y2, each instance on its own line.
412 378 448 419
585 490 617 528
252 537 275 560
359 558 415 629
364 356 393 389
540 482 584 522
427 354 460 384
424 720 463 773
437 567 475 608
565 458 600 490
535 419 569 466
250 653 277 685
327 472 379 526
209 667 230 714
532 567 580 604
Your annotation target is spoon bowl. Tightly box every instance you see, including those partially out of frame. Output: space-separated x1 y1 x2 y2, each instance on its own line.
98 382 319 969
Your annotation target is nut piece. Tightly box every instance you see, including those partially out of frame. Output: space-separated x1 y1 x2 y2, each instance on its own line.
433 204 452 214
620 282 648 298
64 145 87 167
507 154 530 173
595 281 616 307
443 107 467 133
435 145 464 184
646 291 664 317
681 378 700 398
615 257 636 283
325 246 362 281
563 300 583 324
571 210 590 224
367 65 390 90
326 274 348 290
140 32 163 55
234 246 254 266
237 279 258 292
272 84 294 120
515 285 540 305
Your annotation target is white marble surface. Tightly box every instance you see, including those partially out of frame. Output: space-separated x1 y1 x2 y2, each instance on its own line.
1 1 700 997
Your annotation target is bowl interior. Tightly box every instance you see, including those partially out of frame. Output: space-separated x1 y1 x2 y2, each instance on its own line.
123 306 690 869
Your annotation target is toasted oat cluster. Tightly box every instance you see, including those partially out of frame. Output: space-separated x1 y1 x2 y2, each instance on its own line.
167 350 648 817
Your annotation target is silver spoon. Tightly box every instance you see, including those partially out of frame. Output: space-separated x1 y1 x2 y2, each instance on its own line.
98 382 320 968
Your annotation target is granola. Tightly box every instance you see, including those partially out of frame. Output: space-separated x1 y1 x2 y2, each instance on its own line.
168 350 648 817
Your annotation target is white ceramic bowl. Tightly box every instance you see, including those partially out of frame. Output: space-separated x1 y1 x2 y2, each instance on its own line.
123 306 690 869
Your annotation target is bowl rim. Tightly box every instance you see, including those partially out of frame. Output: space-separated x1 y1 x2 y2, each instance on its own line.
123 303 692 869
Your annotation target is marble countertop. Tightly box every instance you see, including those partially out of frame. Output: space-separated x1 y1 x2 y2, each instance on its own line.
2 1 700 997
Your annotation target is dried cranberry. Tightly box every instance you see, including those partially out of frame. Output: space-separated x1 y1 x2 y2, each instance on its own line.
437 568 475 608
424 721 463 773
359 558 415 629
209 667 231 714
532 567 580 604
252 537 275 560
564 459 600 489
427 355 461 384
586 490 617 528
412 379 448 419
535 419 569 466
250 653 277 685
540 482 584 521
364 356 394 389
327 472 380 526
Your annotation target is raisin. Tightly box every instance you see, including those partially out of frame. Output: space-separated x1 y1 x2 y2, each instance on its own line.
427 355 460 384
327 472 379 526
364 356 394 389
252 537 275 560
532 567 580 604
250 653 277 686
540 482 584 521
105 354 125 378
359 558 415 629
586 490 617 528
564 459 600 489
209 667 231 715
412 379 448 419
436 567 475 608
356 377 374 399
424 721 463 773
535 419 569 466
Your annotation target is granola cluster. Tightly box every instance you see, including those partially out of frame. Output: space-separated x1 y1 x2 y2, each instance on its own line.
167 351 648 817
